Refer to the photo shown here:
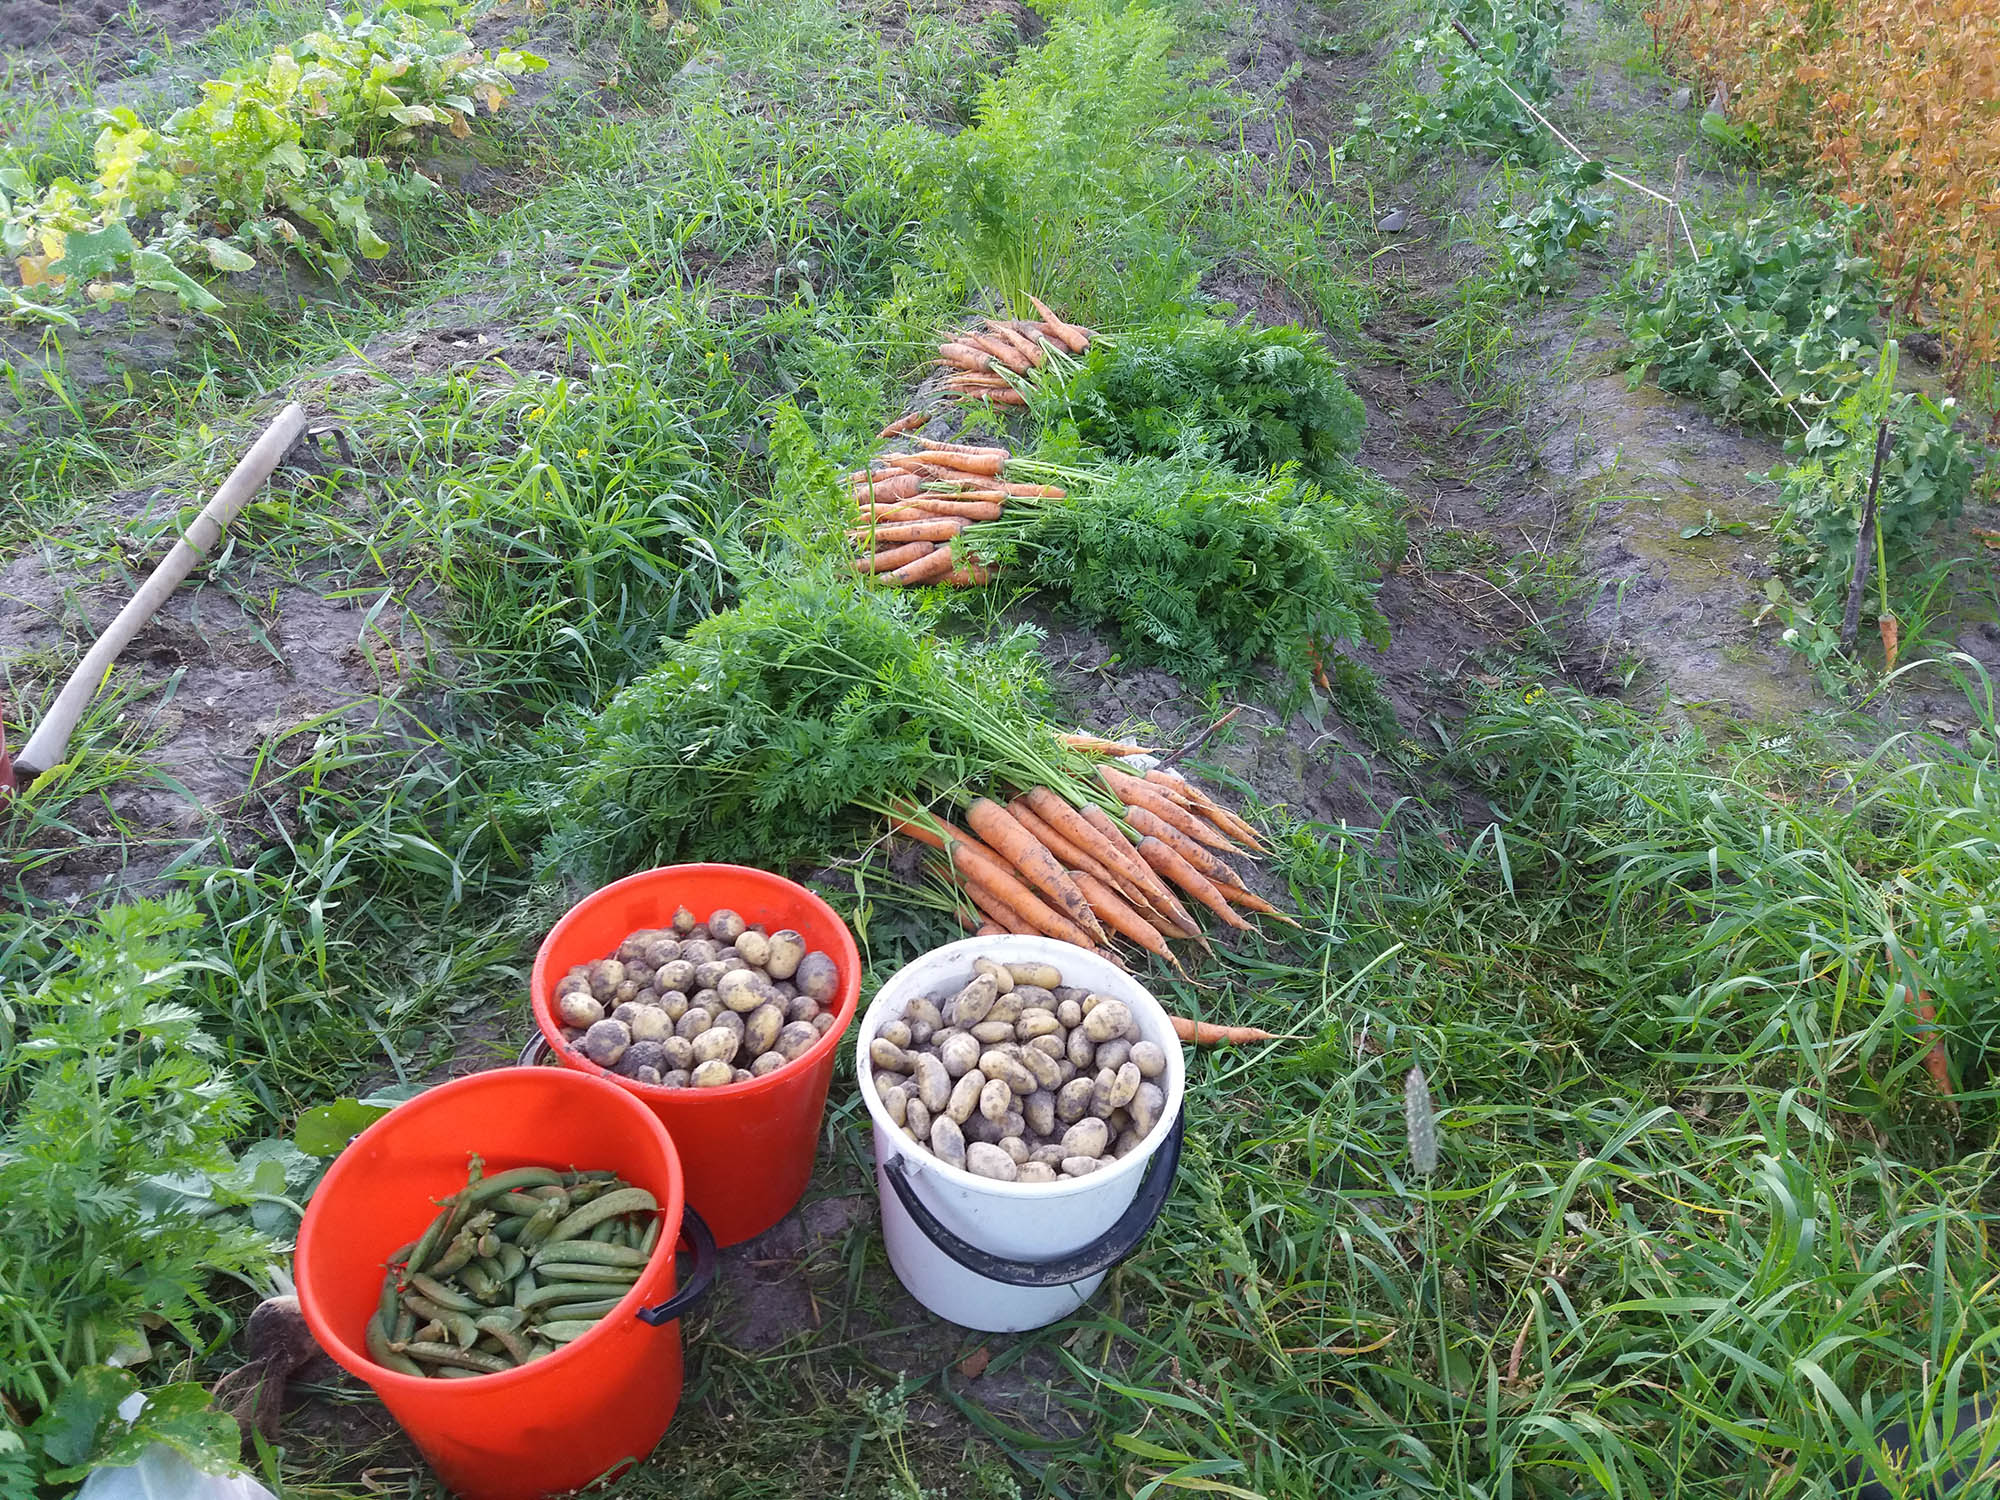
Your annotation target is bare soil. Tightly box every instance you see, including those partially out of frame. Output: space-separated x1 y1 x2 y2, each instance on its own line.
0 0 239 76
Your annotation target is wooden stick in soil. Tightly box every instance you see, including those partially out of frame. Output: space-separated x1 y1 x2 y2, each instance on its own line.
854 540 937 575
1103 766 1243 855
1839 421 1894 653
1067 868 1185 974
1137 836 1254 932
15 401 308 782
964 798 1108 944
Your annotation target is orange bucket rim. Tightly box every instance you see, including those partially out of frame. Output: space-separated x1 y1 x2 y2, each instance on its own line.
528 862 862 1103
296 1066 684 1395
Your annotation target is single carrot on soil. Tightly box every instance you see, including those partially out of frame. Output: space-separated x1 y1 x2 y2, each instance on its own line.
877 410 933 440
1168 1015 1278 1045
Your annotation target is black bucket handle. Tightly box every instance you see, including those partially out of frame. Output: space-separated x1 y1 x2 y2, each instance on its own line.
881 1112 1183 1288
636 1204 718 1326
519 1033 553 1066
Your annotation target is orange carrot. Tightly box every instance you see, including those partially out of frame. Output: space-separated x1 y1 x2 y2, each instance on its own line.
877 410 933 440
964 798 1108 944
1026 295 1089 354
976 921 1009 938
1167 1015 1278 1046
1065 799 1206 941
1059 731 1155 756
854 540 936 574
863 497 1002 523
960 876 1038 936
950 842 1096 948
1914 989 1954 1101
1138 836 1253 932
946 563 992 588
1001 483 1066 499
910 449 1004 477
1147 770 1266 851
1103 766 1242 855
845 518 966 545
1215 882 1301 928
850 472 922 504
923 486 1010 501
963 332 1033 374
888 546 959 586
1068 868 1184 973
985 321 1045 367
922 441 1009 458
939 342 994 372
1007 797 1150 909
1126 805 1251 891
945 372 1012 388
963 389 1028 407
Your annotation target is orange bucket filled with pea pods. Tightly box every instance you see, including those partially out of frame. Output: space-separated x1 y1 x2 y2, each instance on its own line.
525 863 863 1248
296 1068 716 1500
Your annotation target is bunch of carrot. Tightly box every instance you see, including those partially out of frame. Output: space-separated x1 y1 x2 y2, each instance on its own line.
937 295 1094 408
844 435 1064 589
894 738 1294 977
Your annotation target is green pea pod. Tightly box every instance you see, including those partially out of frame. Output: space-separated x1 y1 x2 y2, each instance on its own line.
405 1205 456 1275
410 1274 483 1313
544 1188 657 1247
496 1244 526 1282
398 1341 512 1374
366 1311 423 1376
437 1366 487 1379
460 1263 503 1303
588 1218 621 1243
515 1199 567 1251
493 1216 526 1243
565 1180 610 1207
512 1269 540 1310
534 1294 622 1319
403 1293 479 1349
454 1166 565 1205
413 1319 447 1345
638 1216 662 1255
377 1271 401 1331
427 1232 479 1280
476 1232 501 1259
537 1320 600 1344
517 1280 622 1311
394 1307 416 1343
531 1262 642 1285
572 1169 620 1182
528 1184 570 1200
476 1315 534 1363
493 1192 549 1217
529 1239 650 1270
386 1239 418 1265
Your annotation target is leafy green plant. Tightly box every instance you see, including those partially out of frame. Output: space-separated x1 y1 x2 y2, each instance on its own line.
1 1365 242 1493
0 899 268 1415
1348 0 1564 164
1496 157 1612 294
1052 321 1367 483
2 10 543 317
989 457 1401 699
1621 208 1882 428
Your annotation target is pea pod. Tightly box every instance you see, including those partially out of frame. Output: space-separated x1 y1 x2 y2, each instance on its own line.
376 1268 402 1331
366 1311 423 1376
397 1341 512 1374
638 1216 662 1256
403 1293 478 1349
530 1262 642 1285
512 1269 540 1310
532 1293 622 1319
460 1263 504 1303
453 1166 566 1205
516 1280 623 1311
427 1229 481 1279
537 1320 600 1344
515 1199 567 1252
588 1218 620 1243
493 1192 550 1217
405 1205 456 1275
528 1239 649 1270
393 1308 416 1344
438 1366 487 1379
476 1315 534 1363
496 1244 527 1282
543 1188 658 1247
410 1273 483 1312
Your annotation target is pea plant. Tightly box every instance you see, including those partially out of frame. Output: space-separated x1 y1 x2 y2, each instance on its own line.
1495 157 1612 294
1346 0 1564 164
1 10 543 324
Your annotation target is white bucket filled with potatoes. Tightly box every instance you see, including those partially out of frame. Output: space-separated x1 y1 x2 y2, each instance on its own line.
856 936 1187 1332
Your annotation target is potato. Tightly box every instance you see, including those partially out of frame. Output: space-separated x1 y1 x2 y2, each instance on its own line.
712 1009 746 1044
973 956 1014 994
633 1065 664 1086
1130 1040 1167 1079
692 1026 740 1066
1055 996 1083 1029
557 991 605 1029
912 1053 951 1113
1131 1082 1166 1138
1061 1118 1109 1158
929 1114 967 1169
616 1003 672 1043
880 1083 909 1125
585 959 627 1001
734 929 772 968
679 939 720 966
795 951 840 1004
708 908 747 944
1096 1062 1141 1112
1066 1026 1096 1070
764 930 806 980
672 905 697 935
580 1019 630 1067
695 960 736 993
654 959 696 994
1017 1161 1057 1183
744 1002 785 1057
676 1006 713 1040
870 1038 913 1073
946 1070 983 1124
1060 1156 1101 1177
691 1059 733 1088
1056 1077 1095 1122
662 1035 694 1071
1029 1144 1066 1168
717 968 767 1014
812 1011 836 1035
785 994 820 1024
902 996 941 1042
1011 985 1056 1014
751 1050 786 1077
1007 961 1063 989
905 1098 931 1143
1018 1046 1062 1092
938 1032 981 1078
641 935 682 969
660 1069 691 1089
1016 1008 1061 1040
690 988 720 1016
660 991 690 1022
878 1019 912 1050
556 967 592 999
979 1076 1013 1123
978 1050 1036 1096
616 1039 667 1078
985 991 1024 1026
1024 1089 1056 1137
1094 1038 1131 1073
971 1019 1015 1045
1082 999 1132 1043
966 1143 1019 1181
1114 1127 1145 1158
947 974 998 1026
999 1136 1030 1165
774 1020 816 1061
611 979 641 1005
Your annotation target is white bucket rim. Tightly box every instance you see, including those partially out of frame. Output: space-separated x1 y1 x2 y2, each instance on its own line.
855 935 1187 1200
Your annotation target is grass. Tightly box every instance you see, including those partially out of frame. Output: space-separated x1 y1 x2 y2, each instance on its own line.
5 0 1999 1492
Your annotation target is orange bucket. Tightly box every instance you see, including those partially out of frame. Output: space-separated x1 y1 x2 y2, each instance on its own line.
296 1068 715 1500
528 863 862 1247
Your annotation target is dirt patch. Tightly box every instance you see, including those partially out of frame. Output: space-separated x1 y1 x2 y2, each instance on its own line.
0 0 237 77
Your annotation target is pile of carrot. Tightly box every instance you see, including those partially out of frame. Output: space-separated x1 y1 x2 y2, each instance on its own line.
894 741 1294 976
937 295 1094 409
845 437 1064 589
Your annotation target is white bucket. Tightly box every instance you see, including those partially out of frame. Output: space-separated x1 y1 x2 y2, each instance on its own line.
856 935 1187 1332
